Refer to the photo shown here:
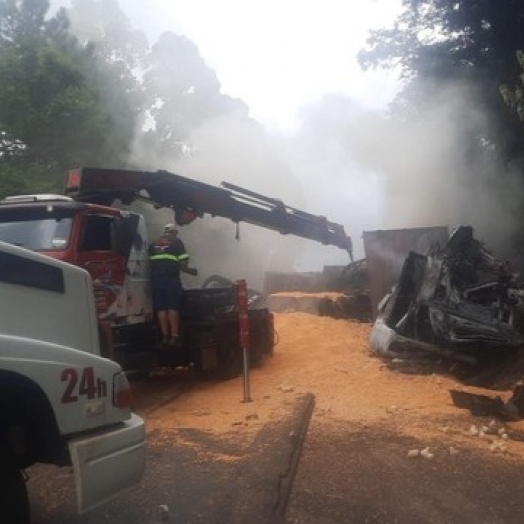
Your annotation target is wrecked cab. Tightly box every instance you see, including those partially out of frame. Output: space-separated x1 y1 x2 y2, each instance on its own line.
370 226 524 372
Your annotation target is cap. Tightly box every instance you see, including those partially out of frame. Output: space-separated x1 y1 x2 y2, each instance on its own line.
163 223 177 233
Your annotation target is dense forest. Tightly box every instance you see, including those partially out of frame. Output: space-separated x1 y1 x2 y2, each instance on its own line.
2 0 524 185
0 0 249 196
359 0 524 166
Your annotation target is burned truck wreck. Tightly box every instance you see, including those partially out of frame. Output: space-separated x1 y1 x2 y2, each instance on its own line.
370 226 524 384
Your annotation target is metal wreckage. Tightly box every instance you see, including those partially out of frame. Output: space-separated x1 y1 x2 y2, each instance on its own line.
370 226 524 411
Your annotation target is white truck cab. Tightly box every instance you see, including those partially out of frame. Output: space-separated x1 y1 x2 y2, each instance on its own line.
0 240 146 523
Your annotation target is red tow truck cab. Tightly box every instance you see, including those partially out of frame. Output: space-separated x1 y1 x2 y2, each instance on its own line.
0 193 152 327
0 186 272 378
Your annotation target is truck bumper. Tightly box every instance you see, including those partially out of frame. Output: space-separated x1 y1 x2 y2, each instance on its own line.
68 413 146 515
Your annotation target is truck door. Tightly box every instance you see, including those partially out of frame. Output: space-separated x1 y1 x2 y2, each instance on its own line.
77 213 151 324
77 214 127 320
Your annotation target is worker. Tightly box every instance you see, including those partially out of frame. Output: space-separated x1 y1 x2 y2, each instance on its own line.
148 223 198 347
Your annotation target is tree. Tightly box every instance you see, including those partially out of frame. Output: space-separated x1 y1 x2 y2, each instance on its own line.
0 0 136 193
139 31 248 161
500 50 524 121
359 0 524 166
66 0 147 159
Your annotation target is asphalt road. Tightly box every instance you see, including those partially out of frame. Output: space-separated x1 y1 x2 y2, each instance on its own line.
27 377 313 524
286 418 524 524
26 374 524 524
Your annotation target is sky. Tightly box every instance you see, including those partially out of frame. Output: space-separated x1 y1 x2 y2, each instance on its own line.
121 0 404 131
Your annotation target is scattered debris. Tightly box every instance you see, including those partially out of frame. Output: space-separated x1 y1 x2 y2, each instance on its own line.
407 447 434 459
265 259 372 322
420 447 434 459
489 441 508 454
450 385 524 421
450 390 507 418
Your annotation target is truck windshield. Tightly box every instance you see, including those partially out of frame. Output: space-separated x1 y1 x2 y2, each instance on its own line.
0 218 73 251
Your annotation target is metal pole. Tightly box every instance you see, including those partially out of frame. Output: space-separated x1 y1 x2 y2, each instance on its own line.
242 346 252 403
235 279 252 403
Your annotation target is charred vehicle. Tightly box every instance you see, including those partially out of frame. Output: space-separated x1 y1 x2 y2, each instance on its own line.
370 226 524 377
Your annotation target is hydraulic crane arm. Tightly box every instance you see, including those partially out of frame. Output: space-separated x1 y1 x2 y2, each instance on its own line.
65 167 353 260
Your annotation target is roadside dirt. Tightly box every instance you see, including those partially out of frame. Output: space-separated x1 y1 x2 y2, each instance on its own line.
136 310 524 523
142 311 524 456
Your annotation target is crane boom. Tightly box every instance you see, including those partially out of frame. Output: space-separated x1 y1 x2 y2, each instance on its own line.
65 167 353 260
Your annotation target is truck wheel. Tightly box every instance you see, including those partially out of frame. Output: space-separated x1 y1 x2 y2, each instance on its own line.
202 275 233 289
0 447 30 524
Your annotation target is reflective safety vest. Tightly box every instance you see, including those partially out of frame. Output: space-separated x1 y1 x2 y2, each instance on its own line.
149 252 189 262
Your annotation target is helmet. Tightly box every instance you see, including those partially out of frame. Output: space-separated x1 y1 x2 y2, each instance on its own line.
163 223 177 233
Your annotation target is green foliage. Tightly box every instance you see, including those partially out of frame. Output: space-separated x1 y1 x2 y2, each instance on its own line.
0 44 111 163
0 0 138 195
500 50 524 121
359 0 524 165
0 160 62 197
141 31 248 158
0 0 252 197
67 0 147 159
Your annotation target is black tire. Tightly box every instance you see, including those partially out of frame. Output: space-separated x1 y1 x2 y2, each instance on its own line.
0 446 30 524
202 275 267 309
202 275 234 289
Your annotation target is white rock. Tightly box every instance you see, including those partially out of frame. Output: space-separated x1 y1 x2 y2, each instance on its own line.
468 425 479 436
421 448 434 459
159 505 169 521
407 449 420 458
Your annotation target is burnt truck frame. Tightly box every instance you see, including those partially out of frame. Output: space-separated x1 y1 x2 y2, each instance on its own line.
370 226 524 379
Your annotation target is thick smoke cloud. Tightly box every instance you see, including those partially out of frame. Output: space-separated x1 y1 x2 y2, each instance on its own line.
119 78 524 285
286 83 524 263
54 0 524 284
131 113 310 290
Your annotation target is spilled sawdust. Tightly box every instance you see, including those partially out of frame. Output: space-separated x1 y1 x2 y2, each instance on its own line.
144 311 524 462
269 291 345 299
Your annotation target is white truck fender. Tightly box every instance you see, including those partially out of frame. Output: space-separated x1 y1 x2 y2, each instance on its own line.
69 413 146 515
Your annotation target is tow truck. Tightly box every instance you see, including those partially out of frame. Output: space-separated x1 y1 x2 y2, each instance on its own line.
0 167 353 378
0 239 145 523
